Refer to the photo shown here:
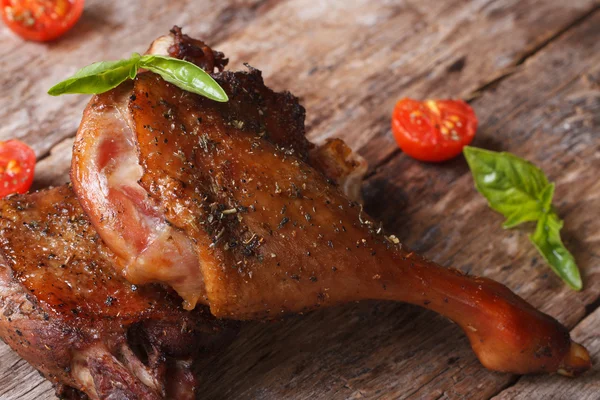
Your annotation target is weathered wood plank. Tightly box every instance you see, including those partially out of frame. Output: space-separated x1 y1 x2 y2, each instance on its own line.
0 0 280 157
492 307 600 400
0 1 599 399
195 303 506 400
0 344 55 400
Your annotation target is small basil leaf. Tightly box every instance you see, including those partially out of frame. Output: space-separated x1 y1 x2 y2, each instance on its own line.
48 53 142 96
529 212 582 290
139 55 228 102
463 146 550 228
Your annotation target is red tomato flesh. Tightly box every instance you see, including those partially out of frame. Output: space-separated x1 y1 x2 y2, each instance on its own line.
391 98 477 162
0 140 36 197
1 0 84 42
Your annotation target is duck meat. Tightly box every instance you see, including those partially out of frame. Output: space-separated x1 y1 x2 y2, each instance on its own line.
0 185 237 399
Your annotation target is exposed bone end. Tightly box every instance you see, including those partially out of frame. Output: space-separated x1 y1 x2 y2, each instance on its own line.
71 343 166 400
71 348 101 400
146 34 174 57
309 138 369 203
558 341 592 377
146 26 228 72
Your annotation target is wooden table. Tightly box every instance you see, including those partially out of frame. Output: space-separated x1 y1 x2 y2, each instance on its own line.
1 1 599 398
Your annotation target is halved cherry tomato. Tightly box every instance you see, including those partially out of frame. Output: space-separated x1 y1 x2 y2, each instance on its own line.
0 140 36 197
1 0 84 42
391 98 477 162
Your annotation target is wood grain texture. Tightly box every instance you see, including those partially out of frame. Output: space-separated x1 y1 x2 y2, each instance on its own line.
0 344 55 400
31 137 74 190
0 0 599 399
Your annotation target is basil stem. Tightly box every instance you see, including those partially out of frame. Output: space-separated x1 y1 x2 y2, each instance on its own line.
48 53 228 103
463 146 582 290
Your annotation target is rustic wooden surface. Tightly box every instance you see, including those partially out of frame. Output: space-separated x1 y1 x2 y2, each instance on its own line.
1 0 599 399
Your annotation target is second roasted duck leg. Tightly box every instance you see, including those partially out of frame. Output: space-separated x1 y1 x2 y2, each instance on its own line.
71 29 591 377
0 186 237 399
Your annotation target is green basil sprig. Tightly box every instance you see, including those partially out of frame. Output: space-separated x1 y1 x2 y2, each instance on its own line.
48 53 228 102
463 146 582 290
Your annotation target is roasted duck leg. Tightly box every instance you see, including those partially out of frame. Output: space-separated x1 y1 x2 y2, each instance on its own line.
70 29 591 377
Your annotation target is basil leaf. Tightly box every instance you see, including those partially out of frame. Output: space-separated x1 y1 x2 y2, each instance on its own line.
48 53 228 103
464 146 582 290
530 212 582 290
139 55 228 102
48 53 141 96
463 146 551 228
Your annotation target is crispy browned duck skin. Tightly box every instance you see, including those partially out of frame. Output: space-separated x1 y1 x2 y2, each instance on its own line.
71 28 590 377
0 186 237 399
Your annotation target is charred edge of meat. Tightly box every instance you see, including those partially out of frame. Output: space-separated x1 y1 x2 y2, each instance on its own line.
212 67 313 161
168 25 228 72
147 27 311 162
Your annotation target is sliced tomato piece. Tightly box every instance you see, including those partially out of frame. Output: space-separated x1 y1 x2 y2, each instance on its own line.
391 98 477 162
0 140 36 197
1 0 84 42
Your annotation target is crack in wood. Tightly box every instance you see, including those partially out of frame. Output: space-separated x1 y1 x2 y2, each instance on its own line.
486 375 521 400
466 6 600 103
17 378 48 397
404 366 451 399
364 148 400 180
584 296 600 318
34 132 77 163
514 4 600 67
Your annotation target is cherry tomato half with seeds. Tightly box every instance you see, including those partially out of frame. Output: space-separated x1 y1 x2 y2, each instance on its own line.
391 98 477 162
1 0 84 42
0 140 36 197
